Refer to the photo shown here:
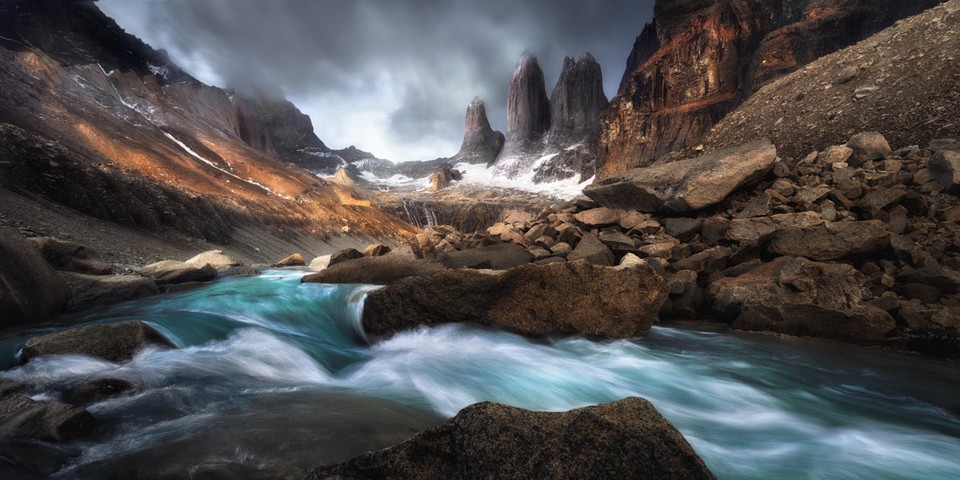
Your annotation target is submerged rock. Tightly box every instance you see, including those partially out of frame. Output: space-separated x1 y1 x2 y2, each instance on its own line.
306 397 716 480
708 256 896 344
0 395 95 442
0 227 71 327
362 260 667 339
21 320 176 363
584 140 777 213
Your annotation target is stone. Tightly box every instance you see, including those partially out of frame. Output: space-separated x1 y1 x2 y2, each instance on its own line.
670 247 731 274
60 272 159 313
898 283 942 305
663 218 703 243
302 256 445 285
846 132 892 166
574 207 621 228
768 220 890 261
329 248 364 267
585 139 777 213
701 217 730 246
184 250 241 270
567 234 615 266
139 260 217 285
0 227 71 326
928 150 960 191
61 378 135 406
550 242 573 256
21 320 175 363
274 253 306 267
501 210 536 225
309 255 331 271
818 145 854 165
306 398 716 480
362 260 668 339
708 256 896 344
726 212 823 243
26 237 113 275
861 188 907 211
439 243 533 270
0 395 95 442
618 210 651 231
362 243 392 257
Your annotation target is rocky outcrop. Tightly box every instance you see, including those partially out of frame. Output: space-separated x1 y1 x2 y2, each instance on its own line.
0 227 71 327
450 99 505 165
600 0 945 178
307 397 716 480
708 256 896 344
231 94 338 172
362 260 668 339
428 164 463 192
768 220 890 260
274 253 306 267
26 237 113 275
548 54 608 145
585 139 777 213
506 56 551 149
21 320 176 363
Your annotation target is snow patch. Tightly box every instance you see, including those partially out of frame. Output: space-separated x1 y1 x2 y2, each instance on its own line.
147 63 169 80
453 161 589 200
162 132 286 197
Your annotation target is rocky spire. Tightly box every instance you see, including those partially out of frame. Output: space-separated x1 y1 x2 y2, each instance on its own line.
506 55 551 145
452 98 505 165
548 53 609 145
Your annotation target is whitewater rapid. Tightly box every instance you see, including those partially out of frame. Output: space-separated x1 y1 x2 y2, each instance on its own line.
1 271 959 479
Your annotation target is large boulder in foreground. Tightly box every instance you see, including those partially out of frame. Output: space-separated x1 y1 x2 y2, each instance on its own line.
140 260 217 285
21 320 175 364
708 256 896 344
584 139 777 213
0 395 95 442
306 397 716 480
362 260 668 339
0 227 71 327
302 256 445 286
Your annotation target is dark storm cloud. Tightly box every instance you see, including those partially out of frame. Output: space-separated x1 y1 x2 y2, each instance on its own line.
98 0 654 161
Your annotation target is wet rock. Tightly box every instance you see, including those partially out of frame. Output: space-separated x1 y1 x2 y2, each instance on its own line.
0 395 95 442
362 260 668 339
274 253 306 267
328 248 364 267
0 227 72 327
709 256 896 344
438 244 533 270
928 149 960 191
139 260 217 285
307 397 715 480
184 250 241 270
567 234 615 266
62 378 135 406
60 272 159 313
585 140 777 213
302 256 444 286
846 132 892 166
26 237 113 275
768 220 890 261
21 320 176 363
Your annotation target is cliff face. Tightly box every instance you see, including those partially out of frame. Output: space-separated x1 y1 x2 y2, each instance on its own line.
451 99 505 165
599 0 946 178
231 95 340 172
506 56 551 149
0 0 415 249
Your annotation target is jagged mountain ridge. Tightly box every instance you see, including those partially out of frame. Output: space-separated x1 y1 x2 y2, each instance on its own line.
599 0 947 178
0 0 415 259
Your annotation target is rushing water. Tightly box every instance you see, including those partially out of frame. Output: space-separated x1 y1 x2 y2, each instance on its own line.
2 271 960 479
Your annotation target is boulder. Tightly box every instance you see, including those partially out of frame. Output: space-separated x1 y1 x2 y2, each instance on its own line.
274 253 306 267
0 227 71 327
438 244 533 270
329 248 364 267
362 243 392 257
928 149 960 191
60 272 159 313
768 220 890 261
574 207 621 228
184 250 241 270
584 139 777 213
25 237 113 275
846 132 892 166
302 257 445 285
139 260 217 285
309 255 332 271
708 256 896 344
21 320 176 363
362 260 668 339
306 398 715 480
669 247 731 274
663 218 703 243
0 395 95 442
726 212 824 243
567 234 615 266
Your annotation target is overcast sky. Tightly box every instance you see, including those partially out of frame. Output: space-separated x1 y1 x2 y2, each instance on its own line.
98 0 654 162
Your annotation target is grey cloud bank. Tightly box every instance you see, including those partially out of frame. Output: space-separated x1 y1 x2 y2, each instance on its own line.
99 0 654 162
